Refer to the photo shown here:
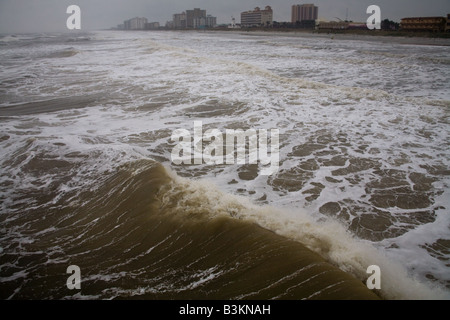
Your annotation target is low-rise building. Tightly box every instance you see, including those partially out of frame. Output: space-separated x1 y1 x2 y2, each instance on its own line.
400 16 447 32
317 20 367 31
317 21 349 30
241 6 273 27
348 22 368 30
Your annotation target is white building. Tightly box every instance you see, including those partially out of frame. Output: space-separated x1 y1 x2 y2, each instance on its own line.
124 17 148 30
193 15 217 28
241 6 273 27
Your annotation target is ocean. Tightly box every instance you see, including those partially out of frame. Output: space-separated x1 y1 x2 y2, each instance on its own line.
0 30 449 300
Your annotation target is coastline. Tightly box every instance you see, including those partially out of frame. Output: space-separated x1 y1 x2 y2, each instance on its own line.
204 28 450 46
108 27 450 47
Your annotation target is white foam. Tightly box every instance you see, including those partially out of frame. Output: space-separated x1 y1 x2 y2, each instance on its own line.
164 167 449 299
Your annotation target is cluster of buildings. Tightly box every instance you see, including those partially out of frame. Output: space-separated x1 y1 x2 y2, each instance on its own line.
289 4 450 32
237 4 450 32
238 4 317 28
118 17 159 30
166 8 217 29
117 4 450 33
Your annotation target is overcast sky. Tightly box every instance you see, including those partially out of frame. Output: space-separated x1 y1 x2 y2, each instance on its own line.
0 0 449 33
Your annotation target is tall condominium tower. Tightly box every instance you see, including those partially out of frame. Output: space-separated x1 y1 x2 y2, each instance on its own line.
292 4 318 23
186 8 207 28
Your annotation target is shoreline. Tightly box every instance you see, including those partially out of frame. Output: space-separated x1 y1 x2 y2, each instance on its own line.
263 33 449 47
108 28 450 46
203 28 450 46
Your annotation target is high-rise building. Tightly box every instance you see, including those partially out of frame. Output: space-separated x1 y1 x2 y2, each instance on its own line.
241 6 273 27
206 15 217 28
292 4 318 24
124 17 148 30
186 8 207 28
173 12 187 29
193 15 217 28
171 9 216 29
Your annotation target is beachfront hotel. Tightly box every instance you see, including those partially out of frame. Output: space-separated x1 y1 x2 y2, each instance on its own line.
400 16 447 32
241 6 273 27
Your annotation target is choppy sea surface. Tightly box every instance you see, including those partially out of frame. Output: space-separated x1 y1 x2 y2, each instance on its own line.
0 30 449 300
